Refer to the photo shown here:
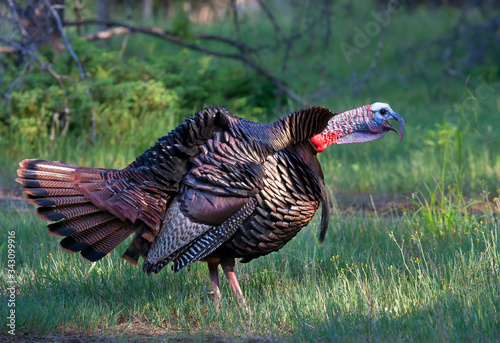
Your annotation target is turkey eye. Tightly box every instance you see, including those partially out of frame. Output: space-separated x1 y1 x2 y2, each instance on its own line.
380 109 387 115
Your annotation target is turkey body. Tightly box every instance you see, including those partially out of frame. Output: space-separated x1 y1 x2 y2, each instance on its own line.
17 102 404 303
17 105 333 274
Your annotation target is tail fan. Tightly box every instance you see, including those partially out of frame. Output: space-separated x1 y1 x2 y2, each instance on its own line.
16 107 232 266
16 159 136 262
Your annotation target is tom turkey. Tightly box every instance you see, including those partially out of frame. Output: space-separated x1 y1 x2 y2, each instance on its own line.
16 102 404 304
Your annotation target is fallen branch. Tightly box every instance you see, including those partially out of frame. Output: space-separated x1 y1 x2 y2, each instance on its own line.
0 46 16 53
83 26 131 42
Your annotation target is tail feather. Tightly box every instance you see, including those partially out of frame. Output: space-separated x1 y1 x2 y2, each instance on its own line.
73 167 110 182
19 159 79 173
121 224 151 266
37 203 101 221
48 212 116 237
81 223 136 263
60 218 125 253
24 188 83 197
16 178 75 188
17 169 72 181
27 195 90 207
17 108 227 267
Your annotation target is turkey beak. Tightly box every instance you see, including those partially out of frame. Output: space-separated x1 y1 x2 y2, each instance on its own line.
383 112 405 141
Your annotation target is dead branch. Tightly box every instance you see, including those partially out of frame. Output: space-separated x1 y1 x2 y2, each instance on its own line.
80 24 264 53
7 0 28 37
5 56 35 96
403 13 500 83
444 67 474 88
0 33 34 56
255 0 315 105
66 19 262 52
196 34 266 53
256 0 286 41
83 26 131 42
0 46 16 53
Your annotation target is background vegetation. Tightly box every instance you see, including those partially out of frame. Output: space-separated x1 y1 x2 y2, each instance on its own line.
0 0 499 341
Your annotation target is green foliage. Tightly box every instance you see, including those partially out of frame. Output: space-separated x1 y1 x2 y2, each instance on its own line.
0 38 276 157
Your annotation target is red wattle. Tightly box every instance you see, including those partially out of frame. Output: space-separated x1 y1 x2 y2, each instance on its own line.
311 134 327 153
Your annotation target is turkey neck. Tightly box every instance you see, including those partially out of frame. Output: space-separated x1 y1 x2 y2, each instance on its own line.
314 105 374 147
224 106 335 152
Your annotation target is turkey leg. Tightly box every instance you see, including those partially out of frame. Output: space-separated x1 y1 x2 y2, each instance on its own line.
207 261 221 310
221 257 247 306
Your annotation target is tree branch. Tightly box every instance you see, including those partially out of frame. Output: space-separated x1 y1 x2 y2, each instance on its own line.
0 25 36 57
256 0 286 41
7 0 28 37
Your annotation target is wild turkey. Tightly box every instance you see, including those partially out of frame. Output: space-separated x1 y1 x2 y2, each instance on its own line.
16 102 404 304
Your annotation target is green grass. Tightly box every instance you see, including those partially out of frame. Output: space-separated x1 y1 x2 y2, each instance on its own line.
1 196 499 341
